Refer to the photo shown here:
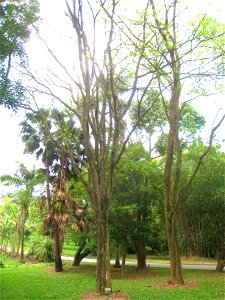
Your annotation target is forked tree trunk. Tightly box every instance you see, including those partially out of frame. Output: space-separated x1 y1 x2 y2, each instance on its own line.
166 211 184 284
54 230 63 272
96 204 112 294
164 85 184 285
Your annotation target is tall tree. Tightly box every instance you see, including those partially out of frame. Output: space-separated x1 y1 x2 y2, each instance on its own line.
143 0 225 285
27 0 158 294
111 143 164 269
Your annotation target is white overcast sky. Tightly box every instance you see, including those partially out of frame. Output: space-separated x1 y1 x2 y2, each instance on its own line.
0 0 225 194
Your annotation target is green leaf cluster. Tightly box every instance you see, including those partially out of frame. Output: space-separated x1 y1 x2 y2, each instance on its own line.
0 0 39 110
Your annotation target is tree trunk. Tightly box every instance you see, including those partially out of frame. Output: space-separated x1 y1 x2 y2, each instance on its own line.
136 194 147 269
46 159 51 211
54 230 63 272
166 212 184 284
20 219 25 261
121 249 126 275
72 239 92 266
216 248 225 272
164 82 184 285
96 206 112 294
216 260 225 272
114 249 121 268
136 234 146 269
148 129 153 158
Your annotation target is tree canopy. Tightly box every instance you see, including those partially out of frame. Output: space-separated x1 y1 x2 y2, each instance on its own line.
0 0 39 110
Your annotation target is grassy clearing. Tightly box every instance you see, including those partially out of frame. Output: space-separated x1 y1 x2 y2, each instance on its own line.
0 254 224 300
62 242 78 257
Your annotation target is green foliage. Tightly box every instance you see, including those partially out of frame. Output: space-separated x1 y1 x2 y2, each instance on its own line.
20 108 86 173
27 235 54 262
0 162 43 190
0 197 18 249
130 89 167 133
0 0 39 110
155 105 205 155
180 104 205 137
192 15 225 43
110 143 165 253
188 15 225 81
180 144 225 260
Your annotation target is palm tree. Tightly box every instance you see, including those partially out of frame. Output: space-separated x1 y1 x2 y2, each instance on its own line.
20 109 59 210
21 108 88 270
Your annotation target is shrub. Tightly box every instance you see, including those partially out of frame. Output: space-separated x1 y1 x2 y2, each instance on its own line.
27 235 54 262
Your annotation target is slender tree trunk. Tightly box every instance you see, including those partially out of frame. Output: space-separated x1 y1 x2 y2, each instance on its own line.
20 218 26 261
148 129 153 158
46 159 51 211
54 230 63 272
121 249 126 275
114 248 121 268
96 204 112 294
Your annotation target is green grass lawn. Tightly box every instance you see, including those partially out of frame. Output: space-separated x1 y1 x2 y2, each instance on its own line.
0 254 224 300
62 242 78 257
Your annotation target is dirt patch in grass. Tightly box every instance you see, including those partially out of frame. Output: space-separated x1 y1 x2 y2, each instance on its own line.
81 291 130 299
159 282 198 289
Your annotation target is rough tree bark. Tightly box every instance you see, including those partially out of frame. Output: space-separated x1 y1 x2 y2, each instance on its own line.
136 234 146 269
54 228 63 272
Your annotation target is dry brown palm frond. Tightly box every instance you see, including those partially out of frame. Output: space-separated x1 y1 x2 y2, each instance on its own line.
71 223 79 231
76 207 85 216
56 190 65 199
